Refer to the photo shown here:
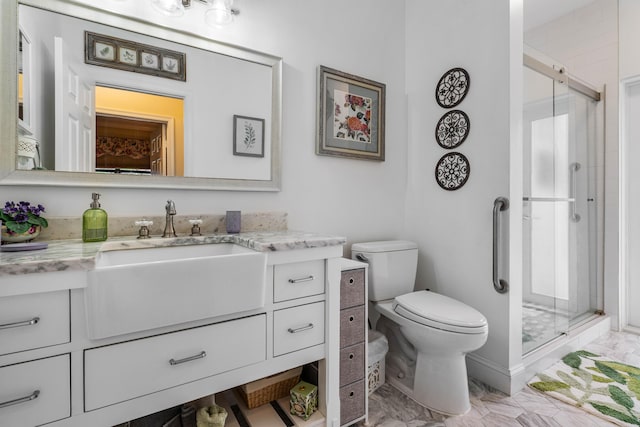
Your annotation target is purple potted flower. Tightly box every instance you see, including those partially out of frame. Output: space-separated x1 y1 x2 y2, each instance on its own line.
0 201 48 242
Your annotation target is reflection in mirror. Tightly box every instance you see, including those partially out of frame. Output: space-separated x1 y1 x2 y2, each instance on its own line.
1 1 282 191
95 87 184 176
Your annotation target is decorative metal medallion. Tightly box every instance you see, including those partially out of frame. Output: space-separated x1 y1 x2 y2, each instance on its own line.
435 110 470 149
435 67 470 108
435 152 470 191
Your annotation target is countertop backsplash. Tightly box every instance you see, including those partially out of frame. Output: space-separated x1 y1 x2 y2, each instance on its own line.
38 211 288 241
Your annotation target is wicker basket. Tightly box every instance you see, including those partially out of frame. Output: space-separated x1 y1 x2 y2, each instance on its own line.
237 367 302 409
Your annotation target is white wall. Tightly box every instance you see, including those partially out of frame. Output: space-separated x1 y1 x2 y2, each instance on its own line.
523 0 619 327
404 0 523 391
620 0 640 329
4 0 408 247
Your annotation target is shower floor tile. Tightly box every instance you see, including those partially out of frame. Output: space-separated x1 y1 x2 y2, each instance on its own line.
522 302 569 353
358 331 640 426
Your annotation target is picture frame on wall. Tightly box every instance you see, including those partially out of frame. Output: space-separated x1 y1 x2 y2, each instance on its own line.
316 65 386 161
85 32 186 81
233 115 265 158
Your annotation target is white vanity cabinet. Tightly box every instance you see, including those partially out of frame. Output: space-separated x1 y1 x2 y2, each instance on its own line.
0 353 71 426
0 237 344 427
0 288 72 426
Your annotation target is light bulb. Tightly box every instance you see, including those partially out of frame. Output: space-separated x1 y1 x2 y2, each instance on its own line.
150 0 185 17
205 0 236 27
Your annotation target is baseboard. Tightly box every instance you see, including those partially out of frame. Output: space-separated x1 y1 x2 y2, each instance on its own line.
467 315 611 395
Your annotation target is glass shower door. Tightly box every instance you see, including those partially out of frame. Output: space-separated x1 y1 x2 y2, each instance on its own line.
522 63 571 353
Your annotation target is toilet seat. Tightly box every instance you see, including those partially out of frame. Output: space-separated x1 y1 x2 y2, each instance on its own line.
393 291 488 334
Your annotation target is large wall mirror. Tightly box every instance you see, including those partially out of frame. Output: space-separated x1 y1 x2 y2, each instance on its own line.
0 0 282 191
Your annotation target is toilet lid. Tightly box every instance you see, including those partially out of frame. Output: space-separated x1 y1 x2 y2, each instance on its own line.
393 291 488 334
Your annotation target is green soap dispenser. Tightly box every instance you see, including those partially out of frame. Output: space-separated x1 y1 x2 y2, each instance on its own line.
83 193 108 242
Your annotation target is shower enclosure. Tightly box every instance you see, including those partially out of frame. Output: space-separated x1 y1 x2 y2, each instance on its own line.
522 52 603 354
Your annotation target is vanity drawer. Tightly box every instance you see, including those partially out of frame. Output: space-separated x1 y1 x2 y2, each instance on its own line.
0 290 70 356
340 342 365 387
273 260 325 302
340 379 366 426
340 305 365 348
84 314 266 411
273 301 325 356
0 354 70 426
340 268 365 309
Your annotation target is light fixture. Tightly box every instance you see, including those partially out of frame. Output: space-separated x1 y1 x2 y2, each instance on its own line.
149 0 239 27
150 0 185 17
205 0 239 27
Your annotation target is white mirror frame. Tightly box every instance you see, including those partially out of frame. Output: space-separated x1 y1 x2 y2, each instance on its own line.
0 0 282 191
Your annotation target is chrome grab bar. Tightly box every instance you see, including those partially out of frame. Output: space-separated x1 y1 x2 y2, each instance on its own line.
493 197 509 294
0 390 40 409
169 350 206 366
570 162 581 223
0 316 39 330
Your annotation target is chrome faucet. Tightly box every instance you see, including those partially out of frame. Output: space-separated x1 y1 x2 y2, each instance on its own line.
162 200 177 238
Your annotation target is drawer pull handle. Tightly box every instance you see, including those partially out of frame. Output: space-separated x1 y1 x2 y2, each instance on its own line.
349 353 354 359
169 351 207 366
0 316 40 330
0 390 40 409
288 276 314 284
288 323 314 334
349 278 355 284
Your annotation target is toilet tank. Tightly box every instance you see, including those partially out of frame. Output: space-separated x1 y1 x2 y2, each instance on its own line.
351 240 418 302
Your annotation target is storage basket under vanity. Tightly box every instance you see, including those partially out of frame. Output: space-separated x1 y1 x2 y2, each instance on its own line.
237 366 302 409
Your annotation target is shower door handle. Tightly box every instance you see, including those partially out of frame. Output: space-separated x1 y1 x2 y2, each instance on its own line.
570 162 581 223
493 197 509 294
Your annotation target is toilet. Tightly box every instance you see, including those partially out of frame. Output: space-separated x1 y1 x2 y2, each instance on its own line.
351 240 488 415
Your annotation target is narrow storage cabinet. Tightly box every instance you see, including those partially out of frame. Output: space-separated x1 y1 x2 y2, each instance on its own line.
0 353 71 426
339 260 368 426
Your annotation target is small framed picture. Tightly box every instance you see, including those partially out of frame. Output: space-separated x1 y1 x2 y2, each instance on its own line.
233 115 265 158
85 32 187 81
94 41 115 61
162 56 180 73
140 52 159 69
119 47 137 65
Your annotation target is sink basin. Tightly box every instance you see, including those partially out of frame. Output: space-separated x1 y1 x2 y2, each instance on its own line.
85 243 267 339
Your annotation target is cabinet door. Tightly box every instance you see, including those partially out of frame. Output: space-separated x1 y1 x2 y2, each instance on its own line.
85 314 266 410
0 354 70 426
340 305 366 348
340 343 365 387
273 260 325 302
273 302 325 356
0 290 69 356
340 268 365 309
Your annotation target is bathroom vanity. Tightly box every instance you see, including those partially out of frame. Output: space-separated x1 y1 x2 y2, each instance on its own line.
0 231 345 426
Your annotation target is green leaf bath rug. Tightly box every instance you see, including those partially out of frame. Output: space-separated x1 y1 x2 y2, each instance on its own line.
528 350 640 426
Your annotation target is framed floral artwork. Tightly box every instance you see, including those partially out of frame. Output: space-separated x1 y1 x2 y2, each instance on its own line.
317 66 386 161
233 115 265 158
85 32 186 81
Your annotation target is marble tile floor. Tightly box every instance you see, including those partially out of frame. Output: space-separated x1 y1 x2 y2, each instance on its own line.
359 331 640 427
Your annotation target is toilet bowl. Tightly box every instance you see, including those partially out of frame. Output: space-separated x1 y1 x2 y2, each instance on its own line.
352 240 488 415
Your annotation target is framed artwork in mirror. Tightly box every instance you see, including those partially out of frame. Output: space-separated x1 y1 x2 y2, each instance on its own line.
233 115 265 158
317 66 386 161
85 32 186 81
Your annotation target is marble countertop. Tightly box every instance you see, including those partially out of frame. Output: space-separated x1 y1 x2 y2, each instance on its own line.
0 231 346 277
